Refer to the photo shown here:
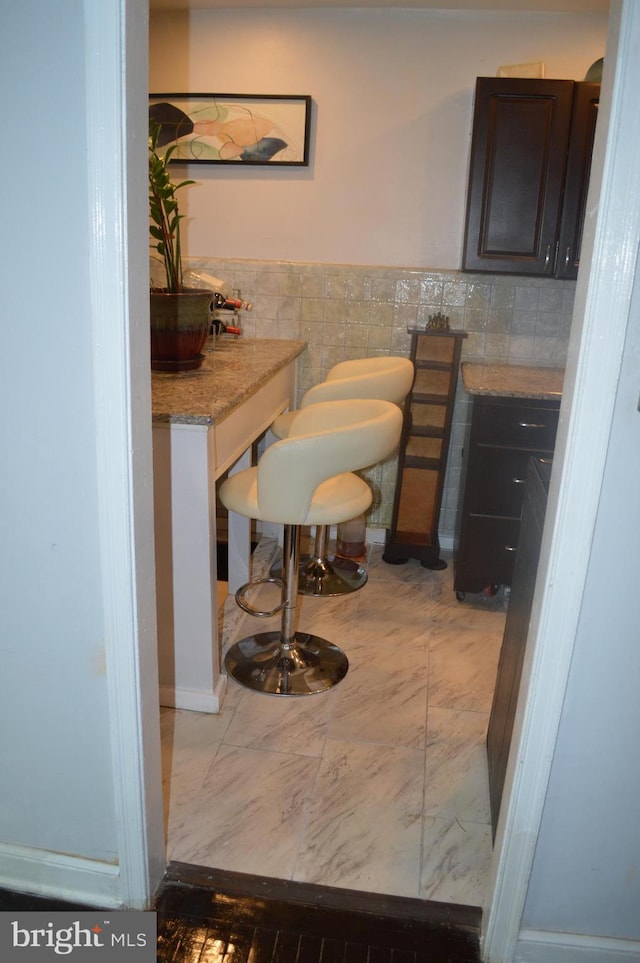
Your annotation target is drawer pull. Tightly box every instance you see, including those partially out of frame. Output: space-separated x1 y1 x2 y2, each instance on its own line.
504 545 517 553
519 421 546 429
512 477 526 485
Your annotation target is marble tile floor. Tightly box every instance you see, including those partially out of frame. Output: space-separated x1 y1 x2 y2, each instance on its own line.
161 539 508 909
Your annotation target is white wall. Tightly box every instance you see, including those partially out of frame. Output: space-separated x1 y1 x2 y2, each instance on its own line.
522 265 640 942
480 6 640 957
0 0 118 863
517 6 640 943
0 0 162 907
149 8 607 269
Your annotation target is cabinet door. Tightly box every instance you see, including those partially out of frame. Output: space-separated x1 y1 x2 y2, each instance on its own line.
555 82 600 280
463 78 574 275
468 447 540 518
487 457 550 834
459 515 521 590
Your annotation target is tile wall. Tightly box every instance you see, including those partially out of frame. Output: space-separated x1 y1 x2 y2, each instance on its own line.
185 256 574 542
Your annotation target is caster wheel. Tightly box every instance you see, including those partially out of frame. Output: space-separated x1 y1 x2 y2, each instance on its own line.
456 591 466 602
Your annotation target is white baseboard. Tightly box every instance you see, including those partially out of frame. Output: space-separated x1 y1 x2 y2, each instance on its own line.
368 529 455 551
0 842 123 908
258 521 282 542
367 528 454 550
159 676 226 713
366 526 386 545
515 929 640 962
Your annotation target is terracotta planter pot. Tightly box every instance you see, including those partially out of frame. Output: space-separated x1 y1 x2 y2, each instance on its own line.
150 289 212 371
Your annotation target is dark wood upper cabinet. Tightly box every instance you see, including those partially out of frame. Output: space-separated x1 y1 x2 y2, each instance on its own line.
462 78 599 279
555 83 599 279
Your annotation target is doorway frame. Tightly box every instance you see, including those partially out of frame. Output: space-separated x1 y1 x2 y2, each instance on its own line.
481 2 640 960
108 0 639 948
91 0 165 908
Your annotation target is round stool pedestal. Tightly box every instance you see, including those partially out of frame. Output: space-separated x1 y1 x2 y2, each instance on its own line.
270 523 368 597
225 631 348 696
270 553 368 595
299 554 367 596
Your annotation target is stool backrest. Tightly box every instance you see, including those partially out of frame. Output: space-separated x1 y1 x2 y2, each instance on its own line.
302 356 414 408
257 399 403 523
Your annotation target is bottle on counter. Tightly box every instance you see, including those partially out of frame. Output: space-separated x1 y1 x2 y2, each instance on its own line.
213 292 253 312
212 316 242 337
221 322 243 336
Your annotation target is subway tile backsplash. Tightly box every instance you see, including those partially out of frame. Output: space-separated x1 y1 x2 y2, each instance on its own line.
186 256 573 542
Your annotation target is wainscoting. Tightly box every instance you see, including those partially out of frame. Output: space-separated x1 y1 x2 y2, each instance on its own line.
180 254 574 540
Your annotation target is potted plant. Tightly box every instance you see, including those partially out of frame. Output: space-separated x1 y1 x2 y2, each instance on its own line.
148 118 212 371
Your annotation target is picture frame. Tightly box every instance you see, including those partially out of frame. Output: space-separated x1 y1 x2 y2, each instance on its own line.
149 94 312 166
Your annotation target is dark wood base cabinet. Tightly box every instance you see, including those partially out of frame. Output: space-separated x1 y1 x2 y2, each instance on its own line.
487 455 551 834
454 395 558 599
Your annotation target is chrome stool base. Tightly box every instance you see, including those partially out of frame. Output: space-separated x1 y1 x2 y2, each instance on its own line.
270 520 368 597
299 554 367 596
225 630 349 696
270 553 368 596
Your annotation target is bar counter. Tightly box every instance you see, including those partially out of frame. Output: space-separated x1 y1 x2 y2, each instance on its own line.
152 336 307 425
461 363 564 401
152 336 306 713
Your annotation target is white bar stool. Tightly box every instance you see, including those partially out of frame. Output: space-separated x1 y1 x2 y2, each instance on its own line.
219 399 403 696
270 356 414 597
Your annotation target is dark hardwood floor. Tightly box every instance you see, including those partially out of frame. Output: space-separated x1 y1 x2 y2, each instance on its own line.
0 863 481 962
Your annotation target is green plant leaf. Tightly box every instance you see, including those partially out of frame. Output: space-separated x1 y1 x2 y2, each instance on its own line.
148 117 196 292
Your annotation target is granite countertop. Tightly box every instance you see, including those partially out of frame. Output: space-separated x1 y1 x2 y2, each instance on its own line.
461 363 564 400
152 337 307 425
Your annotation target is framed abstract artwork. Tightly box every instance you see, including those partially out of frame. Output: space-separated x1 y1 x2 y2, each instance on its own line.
149 94 312 166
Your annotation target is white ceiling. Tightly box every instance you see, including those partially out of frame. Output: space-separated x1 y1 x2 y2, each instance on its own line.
149 0 609 12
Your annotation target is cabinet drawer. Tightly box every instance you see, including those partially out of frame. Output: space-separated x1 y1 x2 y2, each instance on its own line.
474 400 559 449
463 516 521 586
469 450 551 517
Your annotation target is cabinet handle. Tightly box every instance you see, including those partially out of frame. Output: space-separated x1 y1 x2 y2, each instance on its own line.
564 245 571 270
519 421 546 429
512 477 526 484
504 545 517 553
544 244 552 270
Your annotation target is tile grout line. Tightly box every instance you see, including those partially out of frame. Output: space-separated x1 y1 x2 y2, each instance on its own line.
163 543 506 904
